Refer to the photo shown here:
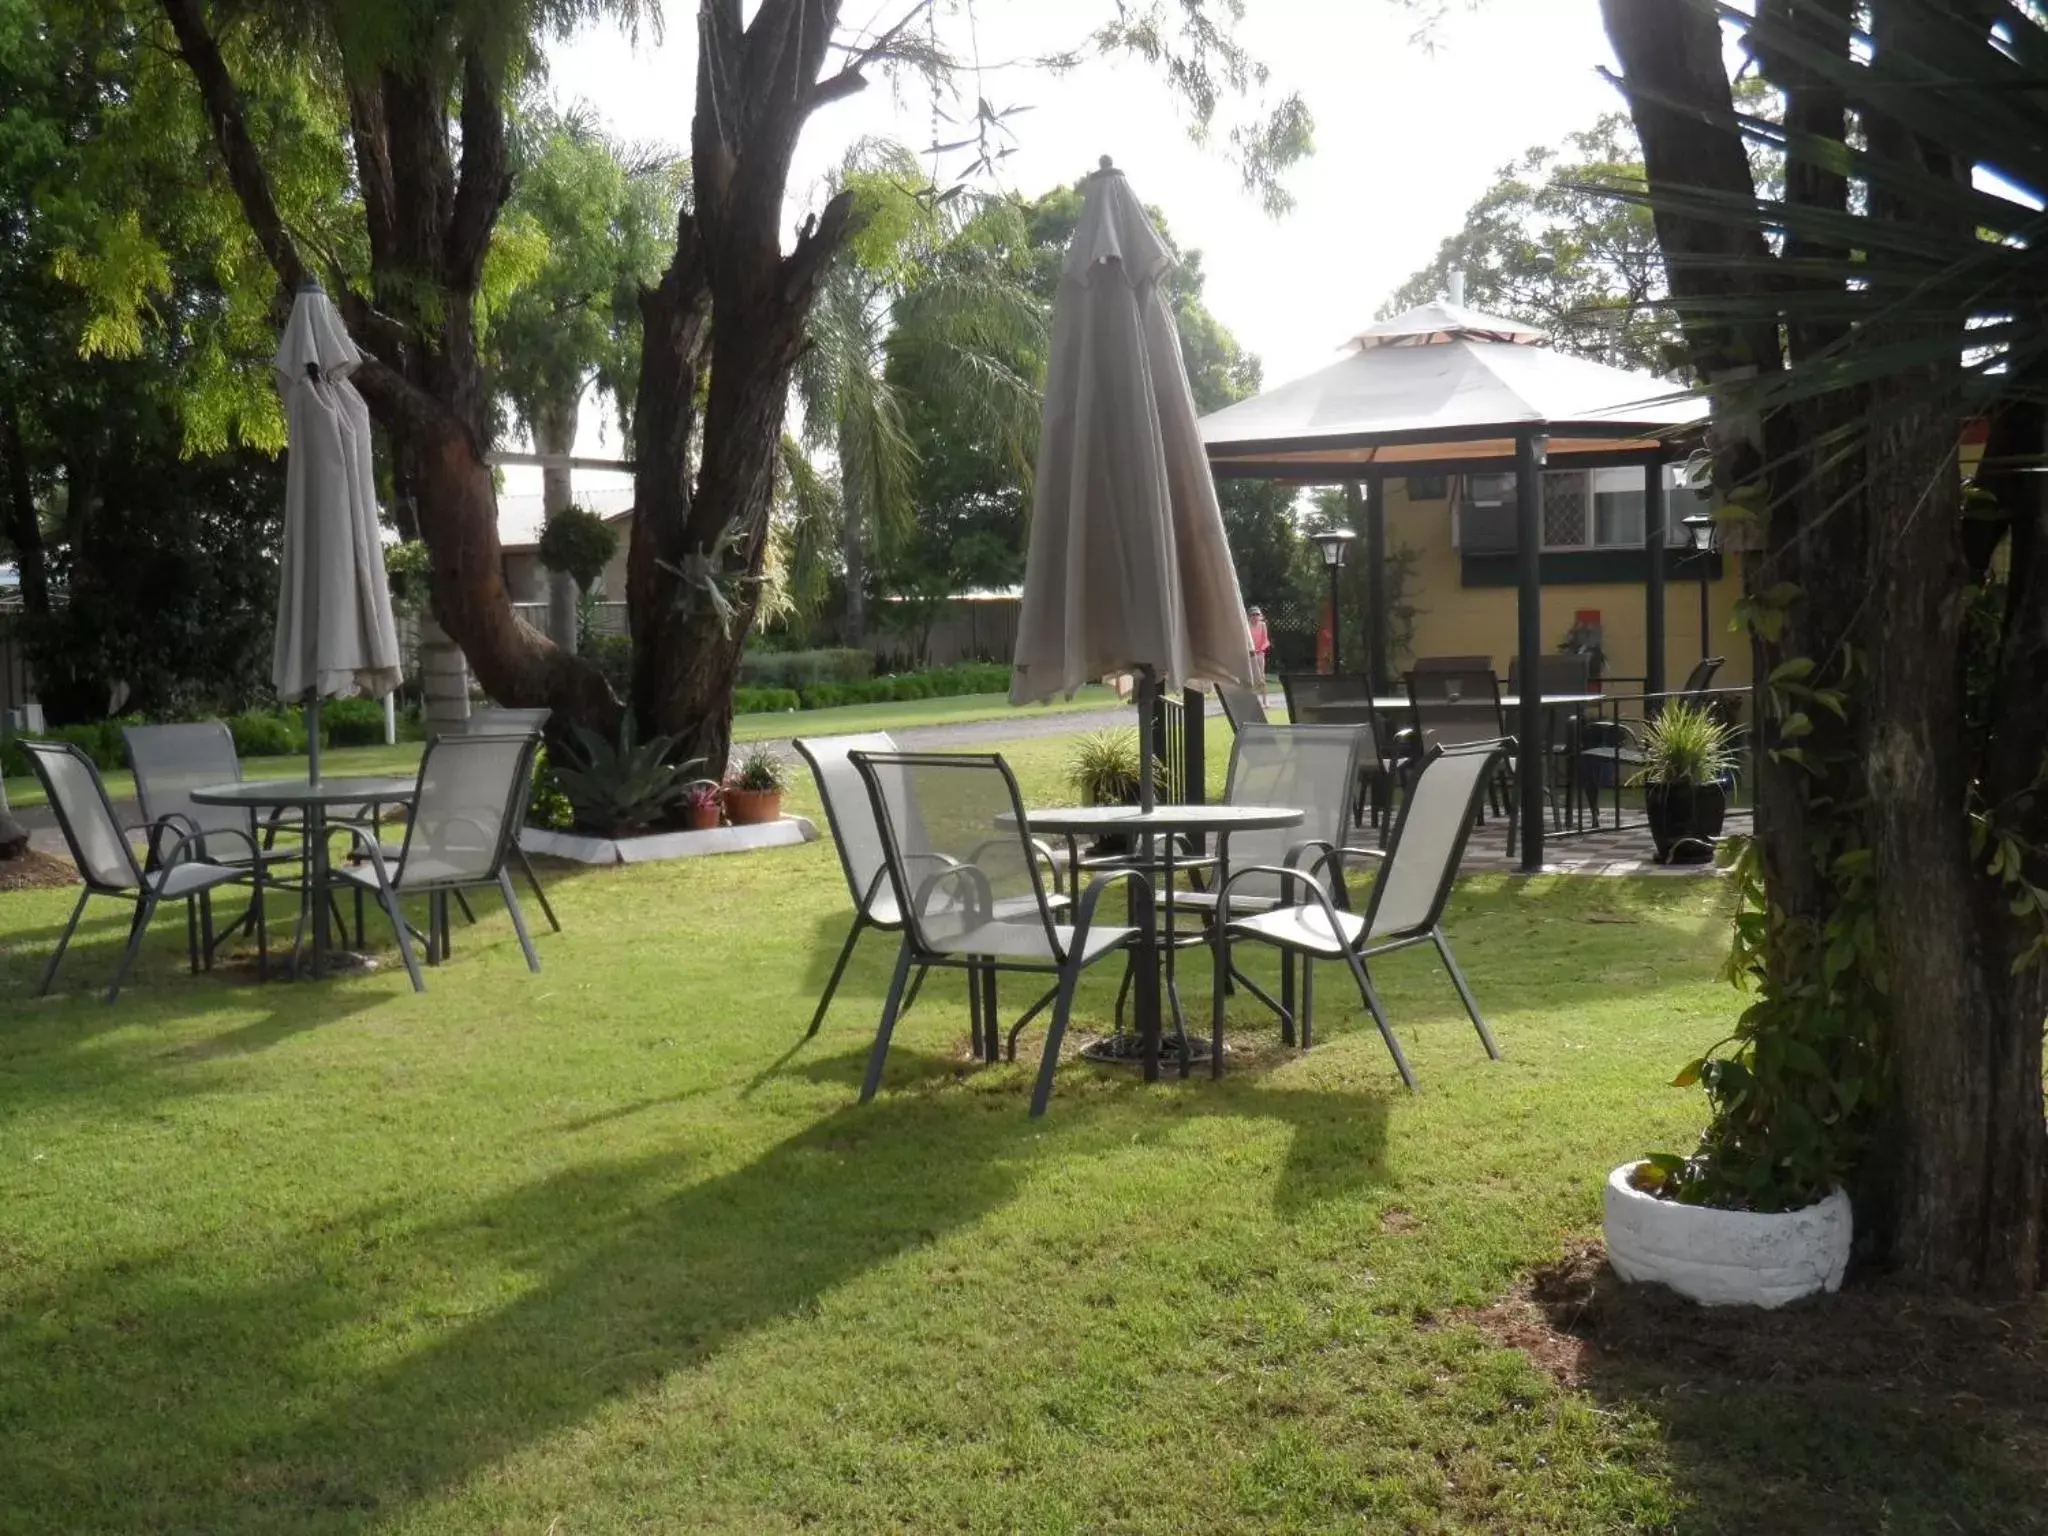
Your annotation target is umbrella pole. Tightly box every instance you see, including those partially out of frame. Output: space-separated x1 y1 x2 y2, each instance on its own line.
307 696 322 787
1137 666 1157 815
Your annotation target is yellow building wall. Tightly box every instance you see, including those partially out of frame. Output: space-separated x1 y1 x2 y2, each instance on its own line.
1381 479 1751 691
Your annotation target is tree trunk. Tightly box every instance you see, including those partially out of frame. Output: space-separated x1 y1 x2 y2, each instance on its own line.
842 490 868 647
533 396 582 653
0 400 48 618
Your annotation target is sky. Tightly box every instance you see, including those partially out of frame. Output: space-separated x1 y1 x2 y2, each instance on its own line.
508 0 1632 496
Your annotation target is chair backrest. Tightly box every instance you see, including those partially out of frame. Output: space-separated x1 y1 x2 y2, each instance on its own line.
794 732 902 919
1278 672 1375 722
389 732 539 889
468 706 551 736
1216 681 1268 731
1405 668 1506 750
1411 654 1492 673
1506 652 1593 697
1681 656 1724 696
850 750 1063 961
22 740 142 891
1364 742 1506 940
124 721 252 849
1221 723 1368 904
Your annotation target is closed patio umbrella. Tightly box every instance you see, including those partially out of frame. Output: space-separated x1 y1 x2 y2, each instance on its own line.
1011 158 1254 808
273 281 402 783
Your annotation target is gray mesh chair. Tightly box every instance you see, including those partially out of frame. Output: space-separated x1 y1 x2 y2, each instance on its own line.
466 706 560 933
1173 723 1367 1043
795 731 916 1038
22 740 262 1002
1507 652 1594 829
124 721 305 965
333 732 543 991
850 750 1144 1118
1275 674 1393 828
1404 667 1515 851
1216 681 1269 731
1210 742 1508 1088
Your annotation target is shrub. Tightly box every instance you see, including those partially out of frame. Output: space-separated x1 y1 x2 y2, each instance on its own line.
526 748 575 831
733 686 801 715
1066 729 1155 805
320 697 387 747
228 711 307 758
536 505 619 591
552 718 710 837
583 633 633 701
740 647 873 691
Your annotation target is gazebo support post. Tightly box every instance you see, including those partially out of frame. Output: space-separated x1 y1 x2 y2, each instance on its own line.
1363 474 1389 696
1515 432 1546 873
1644 456 1668 700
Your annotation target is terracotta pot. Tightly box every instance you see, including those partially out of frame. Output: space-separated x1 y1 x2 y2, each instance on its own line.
683 801 722 832
723 787 782 826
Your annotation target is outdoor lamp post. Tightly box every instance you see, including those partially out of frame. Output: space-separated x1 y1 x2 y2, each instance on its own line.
1314 528 1356 674
1680 509 1717 662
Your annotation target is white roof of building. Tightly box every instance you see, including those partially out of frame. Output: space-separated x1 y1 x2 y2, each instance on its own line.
497 484 636 550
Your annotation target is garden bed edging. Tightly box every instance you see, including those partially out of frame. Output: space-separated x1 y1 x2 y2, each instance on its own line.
520 817 818 866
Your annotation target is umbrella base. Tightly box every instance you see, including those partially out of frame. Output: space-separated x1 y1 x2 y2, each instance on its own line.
1080 1031 1218 1068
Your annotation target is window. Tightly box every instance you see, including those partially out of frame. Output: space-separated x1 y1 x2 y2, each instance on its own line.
1407 474 1448 501
1456 467 1713 552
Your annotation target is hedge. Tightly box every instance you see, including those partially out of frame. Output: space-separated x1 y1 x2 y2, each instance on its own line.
1 702 407 779
731 662 1013 716
733 686 802 715
738 647 873 691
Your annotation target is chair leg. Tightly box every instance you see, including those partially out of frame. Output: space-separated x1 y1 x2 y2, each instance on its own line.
186 897 200 975
1028 962 1085 1119
1433 929 1501 1060
859 941 917 1104
1210 923 1229 1080
107 893 160 1004
200 891 215 972
39 890 92 997
454 890 476 926
515 846 561 933
902 963 928 1018
808 914 867 1038
498 873 542 972
1279 951 1296 1046
1299 960 1315 1050
376 879 425 993
1340 945 1416 1091
979 963 1000 1065
966 961 984 1060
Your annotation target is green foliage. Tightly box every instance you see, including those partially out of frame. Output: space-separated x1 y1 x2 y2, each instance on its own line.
732 687 801 716
525 748 574 832
384 541 433 614
739 649 874 691
1629 701 1736 788
551 719 708 838
729 746 785 794
581 633 632 702
227 712 306 758
1065 729 1152 806
536 505 619 592
4 718 134 775
319 697 388 748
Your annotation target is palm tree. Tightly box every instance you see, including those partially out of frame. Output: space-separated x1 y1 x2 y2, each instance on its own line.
791 145 1044 645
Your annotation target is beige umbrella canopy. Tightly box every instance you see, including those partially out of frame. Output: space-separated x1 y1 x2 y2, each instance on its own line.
272 281 402 783
1010 158 1255 739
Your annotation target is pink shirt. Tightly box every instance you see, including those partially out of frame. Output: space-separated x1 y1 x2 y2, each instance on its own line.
1249 616 1270 655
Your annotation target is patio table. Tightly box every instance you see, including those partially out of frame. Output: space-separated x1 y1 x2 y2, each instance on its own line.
1007 803 1303 1082
190 776 417 980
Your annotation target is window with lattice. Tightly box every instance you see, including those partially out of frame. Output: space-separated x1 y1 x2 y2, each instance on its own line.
1542 473 1588 547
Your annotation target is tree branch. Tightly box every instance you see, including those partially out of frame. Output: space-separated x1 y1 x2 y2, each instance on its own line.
444 47 509 292
158 0 307 292
811 0 926 107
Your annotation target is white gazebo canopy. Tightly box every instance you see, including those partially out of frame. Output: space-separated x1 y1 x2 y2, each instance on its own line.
1199 302 1705 478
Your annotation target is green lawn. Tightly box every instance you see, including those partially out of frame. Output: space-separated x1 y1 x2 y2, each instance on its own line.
0 732 2033 1532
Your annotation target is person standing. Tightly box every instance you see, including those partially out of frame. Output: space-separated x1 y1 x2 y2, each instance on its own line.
1247 605 1271 690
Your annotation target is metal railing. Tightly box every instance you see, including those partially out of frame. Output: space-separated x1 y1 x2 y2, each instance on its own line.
1541 683 1753 840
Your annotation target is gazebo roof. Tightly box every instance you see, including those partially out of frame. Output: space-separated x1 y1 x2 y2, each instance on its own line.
1200 303 1706 480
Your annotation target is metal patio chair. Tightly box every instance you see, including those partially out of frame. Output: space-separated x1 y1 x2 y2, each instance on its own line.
1210 742 1508 1088
467 706 561 933
1171 723 1368 1042
22 740 263 1002
1216 680 1269 731
849 750 1145 1118
1575 656 1729 821
1276 673 1394 828
1404 666 1517 851
332 732 543 992
1506 652 1594 829
124 720 310 967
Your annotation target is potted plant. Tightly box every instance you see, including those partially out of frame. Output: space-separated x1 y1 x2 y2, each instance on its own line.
683 781 723 832
724 747 786 826
1065 729 1153 856
1630 699 1735 864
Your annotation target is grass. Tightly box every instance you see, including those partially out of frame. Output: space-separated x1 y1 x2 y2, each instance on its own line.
0 731 2033 1533
1 690 1124 811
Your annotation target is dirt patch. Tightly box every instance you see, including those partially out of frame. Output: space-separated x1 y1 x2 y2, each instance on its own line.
1379 1208 1421 1235
1450 1237 2048 1403
0 849 76 892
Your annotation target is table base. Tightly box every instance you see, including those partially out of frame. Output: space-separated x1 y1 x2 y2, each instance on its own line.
1081 1032 1217 1068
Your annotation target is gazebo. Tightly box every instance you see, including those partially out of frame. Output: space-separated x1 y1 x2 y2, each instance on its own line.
1198 289 1708 870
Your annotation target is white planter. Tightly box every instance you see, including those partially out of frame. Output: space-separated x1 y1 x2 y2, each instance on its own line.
520 816 818 866
1602 1162 1851 1309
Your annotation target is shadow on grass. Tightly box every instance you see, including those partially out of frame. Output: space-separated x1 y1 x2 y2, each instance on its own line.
0 1054 1390 1532
1471 1241 2048 1535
